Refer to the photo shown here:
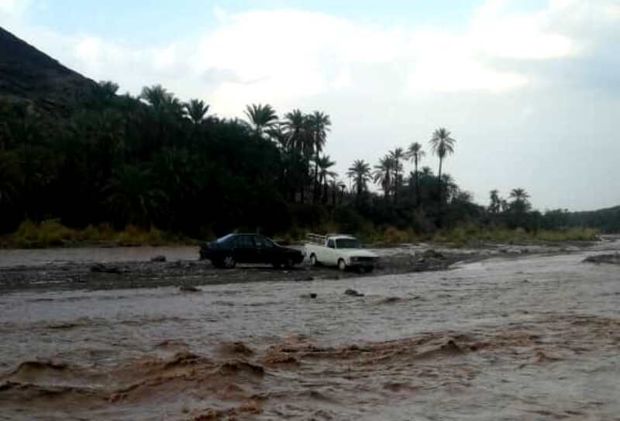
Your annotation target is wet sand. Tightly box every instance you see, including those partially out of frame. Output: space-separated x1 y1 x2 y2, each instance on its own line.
0 240 619 420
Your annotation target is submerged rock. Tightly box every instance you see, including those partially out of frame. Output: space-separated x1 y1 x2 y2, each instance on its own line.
150 255 166 262
344 288 364 297
90 263 122 274
179 285 201 293
583 254 620 265
423 249 445 259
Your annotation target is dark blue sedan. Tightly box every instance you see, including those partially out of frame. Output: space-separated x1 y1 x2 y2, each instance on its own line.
199 233 304 269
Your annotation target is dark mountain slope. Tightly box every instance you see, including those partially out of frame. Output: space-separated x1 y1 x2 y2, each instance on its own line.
0 26 98 112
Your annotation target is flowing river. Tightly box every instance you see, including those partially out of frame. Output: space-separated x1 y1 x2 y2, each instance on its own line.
0 242 619 420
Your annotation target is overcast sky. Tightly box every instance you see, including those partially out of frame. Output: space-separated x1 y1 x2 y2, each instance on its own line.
1 0 619 211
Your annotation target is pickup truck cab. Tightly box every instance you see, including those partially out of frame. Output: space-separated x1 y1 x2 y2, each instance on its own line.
305 233 378 272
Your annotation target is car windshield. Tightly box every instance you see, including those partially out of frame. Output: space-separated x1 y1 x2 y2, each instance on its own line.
216 234 235 244
335 238 361 249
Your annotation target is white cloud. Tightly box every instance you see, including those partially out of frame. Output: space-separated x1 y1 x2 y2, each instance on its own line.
470 0 575 60
0 0 28 17
6 1 589 109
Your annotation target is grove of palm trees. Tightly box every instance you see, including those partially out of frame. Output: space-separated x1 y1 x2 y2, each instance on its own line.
0 80 608 245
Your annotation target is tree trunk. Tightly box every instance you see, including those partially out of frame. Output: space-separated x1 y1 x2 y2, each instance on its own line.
322 177 328 204
393 170 398 204
313 160 319 204
414 158 421 207
437 158 443 201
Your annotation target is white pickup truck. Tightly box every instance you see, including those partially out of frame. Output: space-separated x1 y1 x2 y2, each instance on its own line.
305 233 378 272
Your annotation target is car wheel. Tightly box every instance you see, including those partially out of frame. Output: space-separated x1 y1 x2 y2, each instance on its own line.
309 254 318 266
338 259 346 271
284 257 295 269
223 255 236 269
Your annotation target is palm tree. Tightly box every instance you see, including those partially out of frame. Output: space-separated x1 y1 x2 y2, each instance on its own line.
407 142 425 206
347 159 371 197
315 155 336 203
489 189 501 214
265 123 288 150
307 111 331 203
244 104 277 137
307 111 331 153
440 174 458 202
140 85 174 112
105 165 167 227
282 110 312 202
429 127 456 203
509 188 531 212
184 99 209 125
373 155 395 199
96 80 119 103
140 85 184 147
509 188 529 201
429 128 456 182
282 110 310 154
389 147 405 203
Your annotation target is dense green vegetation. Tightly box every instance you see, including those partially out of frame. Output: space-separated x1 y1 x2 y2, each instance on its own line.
0 81 610 246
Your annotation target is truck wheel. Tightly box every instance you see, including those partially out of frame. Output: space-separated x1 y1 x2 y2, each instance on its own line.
338 259 346 271
309 254 318 267
223 255 236 269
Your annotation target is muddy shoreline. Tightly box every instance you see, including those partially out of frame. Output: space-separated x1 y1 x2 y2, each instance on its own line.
0 240 607 293
0 249 476 293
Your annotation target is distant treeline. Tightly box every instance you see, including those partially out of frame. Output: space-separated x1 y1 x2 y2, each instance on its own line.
0 81 616 239
567 207 620 233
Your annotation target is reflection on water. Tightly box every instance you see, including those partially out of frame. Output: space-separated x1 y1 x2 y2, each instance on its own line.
1 247 619 419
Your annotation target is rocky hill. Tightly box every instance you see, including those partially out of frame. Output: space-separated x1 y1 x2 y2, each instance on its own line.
0 26 98 113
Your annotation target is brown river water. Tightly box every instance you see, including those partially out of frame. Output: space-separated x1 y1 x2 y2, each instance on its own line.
0 242 619 420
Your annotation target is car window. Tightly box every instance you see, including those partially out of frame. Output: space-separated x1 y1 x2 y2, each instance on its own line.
236 235 254 248
327 239 335 248
255 236 274 248
336 239 361 249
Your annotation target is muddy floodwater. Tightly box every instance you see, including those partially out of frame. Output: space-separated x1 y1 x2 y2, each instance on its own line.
0 242 619 420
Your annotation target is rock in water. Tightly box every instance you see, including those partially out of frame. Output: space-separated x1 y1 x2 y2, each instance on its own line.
344 288 364 297
423 249 445 259
90 263 122 274
179 285 201 293
151 255 166 262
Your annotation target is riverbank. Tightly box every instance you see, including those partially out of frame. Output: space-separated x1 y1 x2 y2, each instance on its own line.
0 237 608 293
0 219 601 250
0 220 193 249
0 247 473 292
